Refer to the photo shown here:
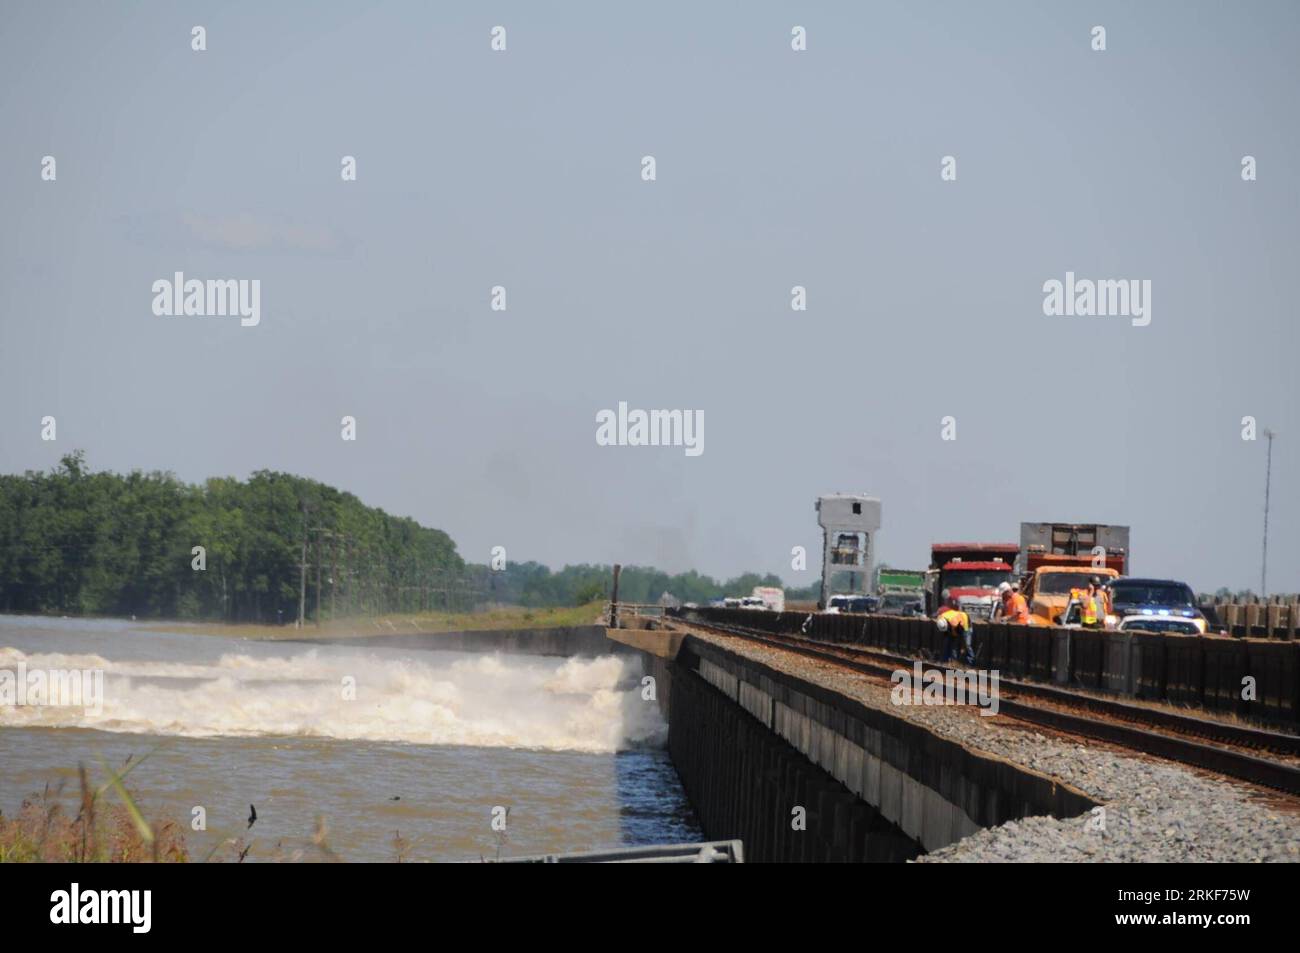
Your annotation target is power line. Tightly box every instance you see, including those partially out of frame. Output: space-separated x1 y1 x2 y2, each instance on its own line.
1262 428 1276 598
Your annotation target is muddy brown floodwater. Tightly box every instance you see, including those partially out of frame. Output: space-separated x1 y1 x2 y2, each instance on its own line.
0 616 700 861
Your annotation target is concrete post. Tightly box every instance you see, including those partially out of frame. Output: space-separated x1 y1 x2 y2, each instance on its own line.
610 563 621 629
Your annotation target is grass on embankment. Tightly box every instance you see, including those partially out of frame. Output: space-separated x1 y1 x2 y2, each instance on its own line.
140 601 607 641
1 756 359 863
0 756 188 863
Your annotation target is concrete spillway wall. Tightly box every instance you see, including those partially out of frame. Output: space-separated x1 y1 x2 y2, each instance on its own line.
638 632 1097 862
294 624 632 658
667 649 921 862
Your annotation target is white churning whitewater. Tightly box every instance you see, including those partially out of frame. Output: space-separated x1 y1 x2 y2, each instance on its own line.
0 645 665 754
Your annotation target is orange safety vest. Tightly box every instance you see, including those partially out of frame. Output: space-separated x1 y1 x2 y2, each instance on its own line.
1007 593 1029 624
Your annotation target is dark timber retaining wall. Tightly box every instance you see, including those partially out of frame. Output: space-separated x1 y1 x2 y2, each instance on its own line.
645 633 1097 862
669 656 920 862
678 607 1300 729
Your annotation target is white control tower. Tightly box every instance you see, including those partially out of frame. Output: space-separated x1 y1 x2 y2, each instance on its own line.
816 494 882 608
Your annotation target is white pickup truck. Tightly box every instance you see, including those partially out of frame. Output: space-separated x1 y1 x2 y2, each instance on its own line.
750 586 785 612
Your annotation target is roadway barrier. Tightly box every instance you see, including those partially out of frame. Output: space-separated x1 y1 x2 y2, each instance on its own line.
1133 633 1167 700
1245 640 1300 723
1204 597 1300 639
1202 638 1250 718
1164 635 1204 708
1028 628 1054 682
676 606 1300 730
1072 630 1104 691
1006 625 1027 678
1102 632 1138 695
1052 630 1072 685
984 624 1009 672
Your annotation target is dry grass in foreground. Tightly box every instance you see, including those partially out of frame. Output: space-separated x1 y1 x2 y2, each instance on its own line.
0 762 187 863
0 760 375 863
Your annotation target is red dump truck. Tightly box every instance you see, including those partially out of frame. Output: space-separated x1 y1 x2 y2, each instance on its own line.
924 542 1019 620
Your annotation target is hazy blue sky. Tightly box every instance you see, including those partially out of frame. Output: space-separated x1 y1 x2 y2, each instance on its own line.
2 2 1296 594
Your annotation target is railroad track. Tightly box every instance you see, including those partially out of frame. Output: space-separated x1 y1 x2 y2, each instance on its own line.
680 617 1300 798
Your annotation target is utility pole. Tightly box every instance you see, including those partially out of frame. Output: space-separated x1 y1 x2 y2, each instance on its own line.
610 564 621 629
1262 428 1275 598
297 501 309 628
347 539 355 616
330 534 338 620
314 527 324 626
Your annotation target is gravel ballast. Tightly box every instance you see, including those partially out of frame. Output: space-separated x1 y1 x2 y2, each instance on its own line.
685 628 1300 863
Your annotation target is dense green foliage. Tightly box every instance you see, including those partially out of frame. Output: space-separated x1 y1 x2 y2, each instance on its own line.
0 453 463 622
480 561 817 607
0 453 817 622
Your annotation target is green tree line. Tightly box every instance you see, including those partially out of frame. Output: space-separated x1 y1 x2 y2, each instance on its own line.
477 560 819 607
0 452 464 622
0 454 818 622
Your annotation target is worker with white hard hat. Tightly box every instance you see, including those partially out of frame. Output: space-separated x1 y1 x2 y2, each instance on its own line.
934 590 973 665
992 581 1012 621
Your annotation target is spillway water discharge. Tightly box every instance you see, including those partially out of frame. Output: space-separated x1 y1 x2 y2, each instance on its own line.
0 617 697 860
0 642 665 752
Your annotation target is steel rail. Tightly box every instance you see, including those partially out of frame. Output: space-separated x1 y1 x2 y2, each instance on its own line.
683 618 1300 797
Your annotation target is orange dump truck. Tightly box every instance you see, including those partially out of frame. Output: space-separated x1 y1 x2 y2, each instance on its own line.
1015 523 1130 626
1020 553 1125 626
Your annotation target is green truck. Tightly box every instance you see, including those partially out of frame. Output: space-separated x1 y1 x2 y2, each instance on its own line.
877 568 925 592
875 569 926 617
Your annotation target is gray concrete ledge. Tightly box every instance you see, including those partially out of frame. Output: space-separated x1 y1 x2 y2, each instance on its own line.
292 624 632 658
678 634 1098 855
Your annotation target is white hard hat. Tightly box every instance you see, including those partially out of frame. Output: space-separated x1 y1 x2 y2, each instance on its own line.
935 617 949 632
997 582 1012 594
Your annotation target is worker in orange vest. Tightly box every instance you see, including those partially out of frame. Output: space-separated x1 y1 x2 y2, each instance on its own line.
998 579 1029 624
994 582 1013 621
935 590 974 665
